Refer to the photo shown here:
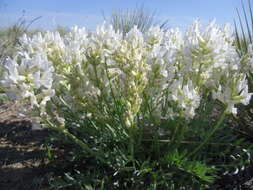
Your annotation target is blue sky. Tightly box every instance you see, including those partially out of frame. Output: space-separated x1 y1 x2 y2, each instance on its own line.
0 0 245 30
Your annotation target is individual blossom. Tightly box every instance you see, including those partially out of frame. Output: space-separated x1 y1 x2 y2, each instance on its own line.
169 79 201 119
212 74 252 115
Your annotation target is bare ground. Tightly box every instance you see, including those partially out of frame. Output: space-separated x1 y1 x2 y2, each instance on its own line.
0 101 52 190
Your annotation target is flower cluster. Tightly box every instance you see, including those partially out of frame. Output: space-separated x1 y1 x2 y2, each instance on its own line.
1 52 55 114
1 20 252 125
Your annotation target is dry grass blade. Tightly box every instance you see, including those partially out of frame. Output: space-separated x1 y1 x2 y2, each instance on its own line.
234 0 253 56
234 19 243 56
107 5 169 35
249 0 253 36
242 0 252 43
236 7 248 53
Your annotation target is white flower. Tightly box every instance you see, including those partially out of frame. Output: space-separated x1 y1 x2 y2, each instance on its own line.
212 74 252 115
2 20 249 122
145 26 164 45
169 79 200 119
237 75 252 105
1 52 55 112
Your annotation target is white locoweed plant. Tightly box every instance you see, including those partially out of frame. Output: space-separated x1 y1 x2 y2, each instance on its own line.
2 20 252 142
1 20 253 187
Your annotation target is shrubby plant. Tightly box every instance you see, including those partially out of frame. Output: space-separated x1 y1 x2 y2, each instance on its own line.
108 5 168 35
1 20 253 189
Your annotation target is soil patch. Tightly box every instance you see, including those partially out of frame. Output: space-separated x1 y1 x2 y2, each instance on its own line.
0 120 51 190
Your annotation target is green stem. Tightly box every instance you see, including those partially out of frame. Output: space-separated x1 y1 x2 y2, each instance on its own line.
187 107 227 158
45 119 106 163
128 126 136 169
171 117 184 144
171 121 179 143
